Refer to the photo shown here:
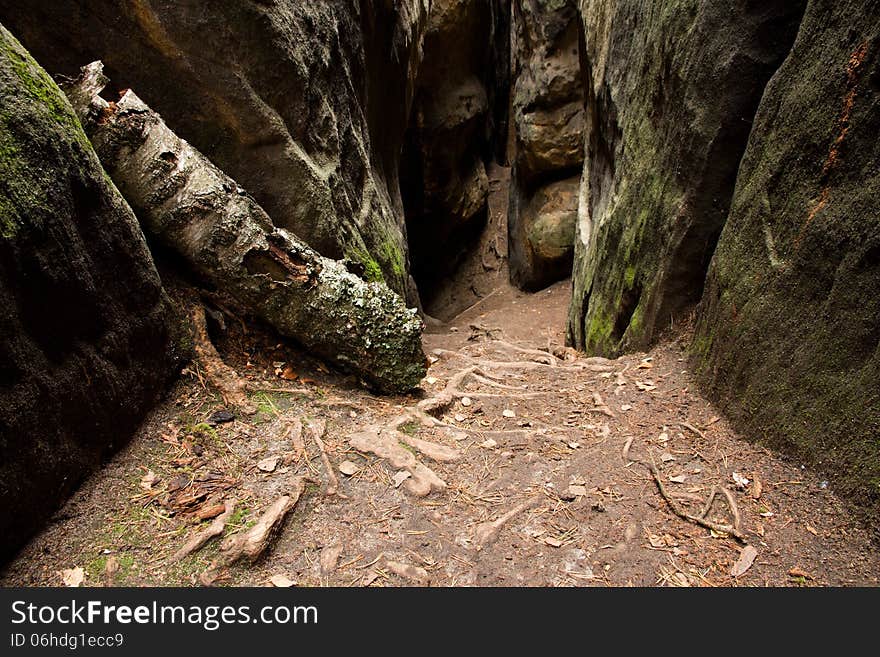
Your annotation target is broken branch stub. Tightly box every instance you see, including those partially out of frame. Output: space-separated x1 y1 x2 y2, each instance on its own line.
65 62 426 394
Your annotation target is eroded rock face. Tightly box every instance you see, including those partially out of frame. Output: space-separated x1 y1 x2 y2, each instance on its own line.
0 0 429 301
567 0 806 354
401 0 509 314
509 0 584 291
0 26 184 562
695 0 880 524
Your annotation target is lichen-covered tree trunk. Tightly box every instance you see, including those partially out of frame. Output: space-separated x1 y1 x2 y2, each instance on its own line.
67 63 427 394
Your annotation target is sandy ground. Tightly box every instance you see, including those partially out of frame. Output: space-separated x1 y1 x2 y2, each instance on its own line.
3 277 879 588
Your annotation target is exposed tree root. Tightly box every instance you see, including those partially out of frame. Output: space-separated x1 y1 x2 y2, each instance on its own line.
431 348 615 372
201 478 307 585
623 438 746 542
191 305 256 414
474 496 541 548
308 419 346 498
345 348 617 497
349 427 451 496
287 419 305 461
384 560 430 585
169 498 236 564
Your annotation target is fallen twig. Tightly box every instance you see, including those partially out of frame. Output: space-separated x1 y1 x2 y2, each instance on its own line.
308 420 346 498
679 422 707 440
474 496 541 548
647 456 746 542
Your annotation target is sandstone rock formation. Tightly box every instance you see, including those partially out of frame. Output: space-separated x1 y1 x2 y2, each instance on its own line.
508 0 584 291
694 0 880 522
0 26 184 562
567 0 807 354
0 0 430 302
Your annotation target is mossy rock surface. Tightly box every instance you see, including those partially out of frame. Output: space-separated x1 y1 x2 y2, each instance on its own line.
0 25 184 562
694 0 880 528
0 0 431 302
567 0 806 356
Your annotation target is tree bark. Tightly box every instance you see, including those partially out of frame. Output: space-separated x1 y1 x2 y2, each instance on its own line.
65 62 427 394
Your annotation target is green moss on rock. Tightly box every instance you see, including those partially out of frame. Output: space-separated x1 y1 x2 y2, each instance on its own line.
568 0 806 356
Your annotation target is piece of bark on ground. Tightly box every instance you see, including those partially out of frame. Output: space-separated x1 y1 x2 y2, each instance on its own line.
169 498 237 564
200 479 307 585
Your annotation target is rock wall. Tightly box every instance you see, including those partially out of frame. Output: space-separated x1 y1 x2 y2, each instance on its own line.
0 26 184 562
694 0 880 523
568 0 806 354
401 0 509 316
0 0 429 302
508 0 584 291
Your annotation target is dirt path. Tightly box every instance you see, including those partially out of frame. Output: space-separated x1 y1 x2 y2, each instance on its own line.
3 276 879 587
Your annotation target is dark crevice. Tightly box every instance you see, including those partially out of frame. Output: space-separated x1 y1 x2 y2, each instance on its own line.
612 283 642 345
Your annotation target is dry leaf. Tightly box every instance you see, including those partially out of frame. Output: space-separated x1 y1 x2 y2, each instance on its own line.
270 574 295 588
480 439 498 449
660 453 675 462
635 381 657 392
280 366 299 381
140 470 159 491
257 456 279 472
320 544 343 574
104 556 120 585
732 472 750 489
544 537 563 548
386 561 430 585
568 485 587 497
195 503 227 521
731 545 758 577
338 461 360 476
648 534 665 548
668 475 687 484
59 567 84 587
637 359 653 369
392 470 412 488
805 524 819 536
621 404 633 412
788 567 813 580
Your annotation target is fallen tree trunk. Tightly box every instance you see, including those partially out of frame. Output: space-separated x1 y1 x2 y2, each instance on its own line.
64 62 426 394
